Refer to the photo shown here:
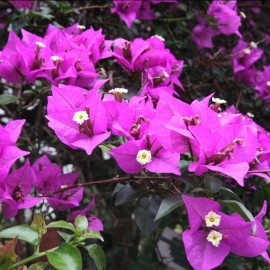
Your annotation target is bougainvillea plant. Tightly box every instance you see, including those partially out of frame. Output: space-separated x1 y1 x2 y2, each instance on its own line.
0 0 269 270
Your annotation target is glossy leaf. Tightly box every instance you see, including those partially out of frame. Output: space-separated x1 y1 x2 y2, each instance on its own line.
0 226 39 246
28 262 48 270
85 244 106 270
204 176 222 193
47 221 76 232
47 243 82 270
115 183 146 206
134 195 161 237
155 193 183 221
219 187 242 202
84 230 104 242
58 231 73 243
0 94 17 105
31 213 47 236
220 200 255 222
75 215 88 231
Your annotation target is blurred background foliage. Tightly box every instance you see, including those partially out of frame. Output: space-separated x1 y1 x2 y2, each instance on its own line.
0 1 269 269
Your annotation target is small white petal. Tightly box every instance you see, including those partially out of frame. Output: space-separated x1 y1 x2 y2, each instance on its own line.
205 211 221 227
136 150 152 165
35 41 46 48
51 55 64 61
244 48 251 54
77 25 86 30
153 35 165 42
250 41 257 48
108 88 128 94
72 110 89 125
212 97 227 104
207 230 223 247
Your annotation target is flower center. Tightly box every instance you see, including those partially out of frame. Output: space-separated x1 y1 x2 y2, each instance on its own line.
250 41 257 48
136 150 152 165
73 110 89 125
11 185 24 202
244 48 251 54
206 230 223 247
205 211 221 227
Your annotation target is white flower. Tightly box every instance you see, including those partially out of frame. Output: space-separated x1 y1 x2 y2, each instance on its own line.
72 111 89 125
266 81 270 87
205 211 221 227
35 41 46 48
162 71 169 78
108 88 128 94
250 41 257 48
153 35 165 42
207 230 223 247
212 97 227 104
240 12 246 19
136 150 152 165
77 25 86 30
50 55 64 62
244 48 251 55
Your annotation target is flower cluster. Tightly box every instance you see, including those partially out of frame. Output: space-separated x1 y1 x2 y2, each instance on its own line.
45 74 270 185
0 23 111 87
0 121 102 229
192 0 241 48
191 1 270 103
182 195 269 270
111 0 177 28
112 35 184 99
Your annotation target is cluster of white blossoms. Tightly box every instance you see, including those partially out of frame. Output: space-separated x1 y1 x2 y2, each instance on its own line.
205 211 223 247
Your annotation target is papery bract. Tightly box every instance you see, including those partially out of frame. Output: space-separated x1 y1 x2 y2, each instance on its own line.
0 160 42 218
46 83 110 155
0 120 29 179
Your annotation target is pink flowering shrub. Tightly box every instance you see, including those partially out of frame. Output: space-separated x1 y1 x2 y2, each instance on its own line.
0 1 269 269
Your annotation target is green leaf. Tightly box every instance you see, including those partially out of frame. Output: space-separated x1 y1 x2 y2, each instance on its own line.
134 195 161 237
31 213 47 236
47 221 76 232
85 244 106 270
98 144 114 154
112 183 125 196
220 200 255 222
28 262 48 270
0 94 17 105
204 176 222 193
47 243 82 270
191 187 206 193
155 193 183 221
58 231 73 243
0 260 12 270
75 215 88 231
0 226 39 246
115 183 146 206
84 230 104 242
219 187 242 202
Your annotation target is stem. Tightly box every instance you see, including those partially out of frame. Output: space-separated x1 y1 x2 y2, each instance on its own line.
45 176 179 196
248 169 270 173
10 247 58 269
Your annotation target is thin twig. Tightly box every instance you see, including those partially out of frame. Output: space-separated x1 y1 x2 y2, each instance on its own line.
46 176 177 196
